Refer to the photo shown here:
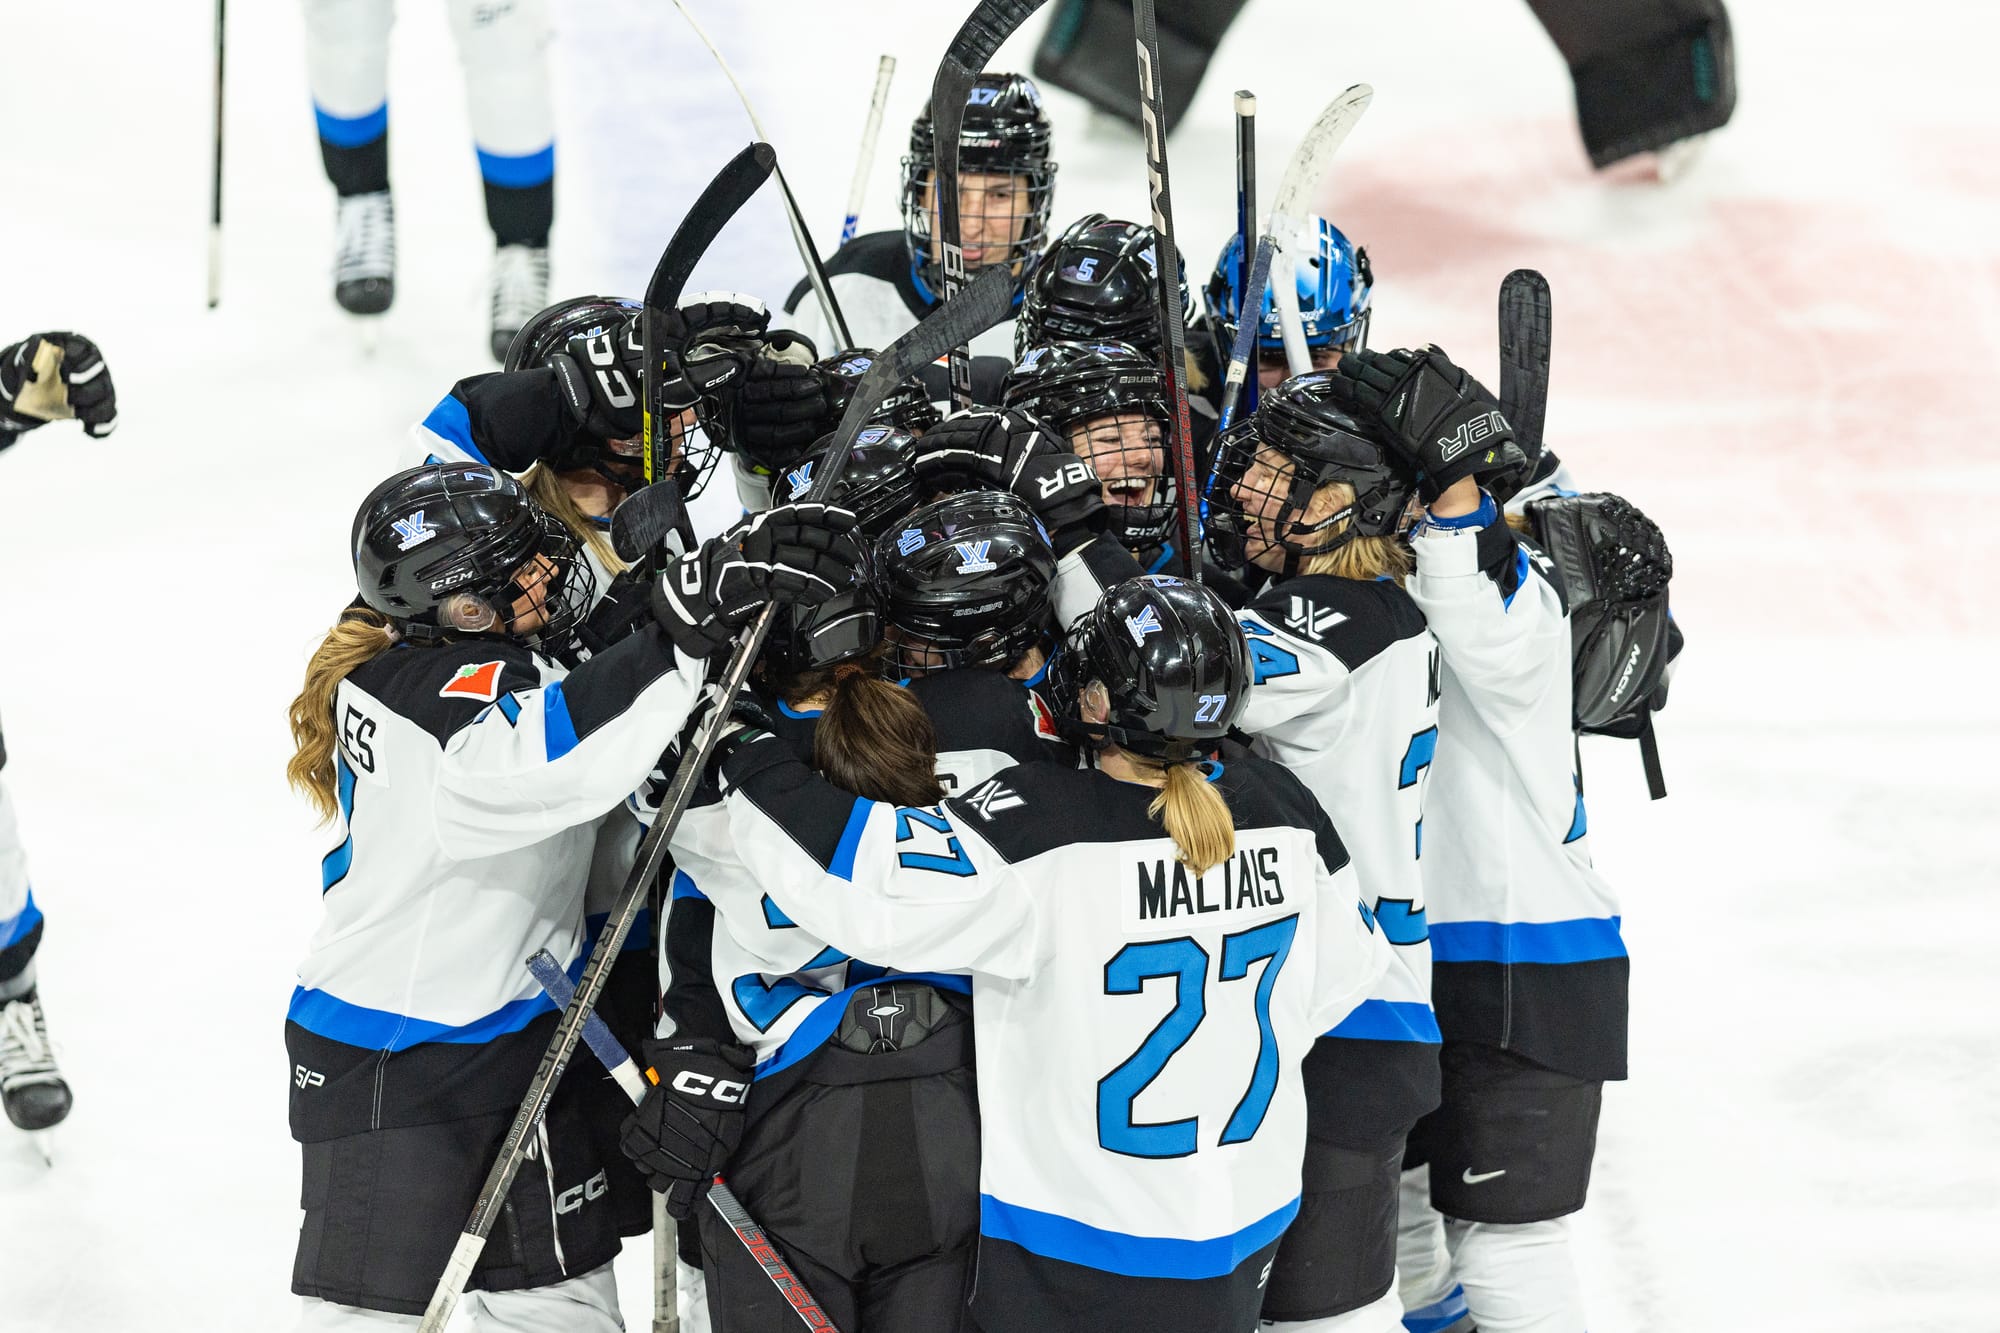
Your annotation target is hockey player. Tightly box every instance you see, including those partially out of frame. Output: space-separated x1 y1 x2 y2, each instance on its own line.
782 72 1056 402
1327 347 1625 1333
700 574 1396 1333
1203 377 1442 1333
729 346 941 511
1206 214 1373 390
303 0 557 354
283 461 859 1328
0 330 115 1138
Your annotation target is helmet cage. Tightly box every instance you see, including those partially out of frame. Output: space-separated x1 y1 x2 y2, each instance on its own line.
901 76 1056 294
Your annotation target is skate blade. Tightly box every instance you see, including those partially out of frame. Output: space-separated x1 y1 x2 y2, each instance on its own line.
28 1129 54 1167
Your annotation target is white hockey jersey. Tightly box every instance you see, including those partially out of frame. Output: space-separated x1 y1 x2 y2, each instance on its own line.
1407 498 1628 1080
710 736 1391 1329
286 625 702 1139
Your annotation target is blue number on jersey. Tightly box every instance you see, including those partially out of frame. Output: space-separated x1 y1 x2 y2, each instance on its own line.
1217 916 1297 1145
894 806 977 876
1097 916 1300 1157
732 945 848 1032
1237 615 1301 685
1398 725 1439 858
1099 938 1208 1158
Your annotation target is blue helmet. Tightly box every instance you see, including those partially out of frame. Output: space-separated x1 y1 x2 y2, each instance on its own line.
1204 215 1372 358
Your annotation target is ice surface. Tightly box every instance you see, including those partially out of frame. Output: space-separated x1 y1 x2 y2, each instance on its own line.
1 0 1995 1328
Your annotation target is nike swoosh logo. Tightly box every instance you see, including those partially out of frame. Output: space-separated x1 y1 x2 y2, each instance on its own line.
1462 1168 1507 1184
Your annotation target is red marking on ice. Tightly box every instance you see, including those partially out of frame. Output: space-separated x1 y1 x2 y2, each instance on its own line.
1328 121 1999 635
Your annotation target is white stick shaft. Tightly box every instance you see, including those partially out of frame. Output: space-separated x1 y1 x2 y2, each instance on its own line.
841 56 896 246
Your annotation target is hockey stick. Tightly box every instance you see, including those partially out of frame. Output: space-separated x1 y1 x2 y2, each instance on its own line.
416 266 1015 1333
1232 89 1258 422
841 56 897 247
1265 84 1374 377
1131 0 1201 579
643 142 777 488
206 0 225 308
1497 268 1551 459
932 0 1050 414
1212 236 1274 442
525 952 842 1332
668 0 853 350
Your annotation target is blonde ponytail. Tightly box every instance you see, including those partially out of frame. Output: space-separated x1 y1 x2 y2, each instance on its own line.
287 609 398 822
1147 761 1235 877
1299 480 1413 584
524 464 627 576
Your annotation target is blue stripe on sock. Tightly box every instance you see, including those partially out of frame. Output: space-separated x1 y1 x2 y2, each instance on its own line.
0 888 43 950
1403 1283 1469 1333
477 144 554 189
315 102 388 149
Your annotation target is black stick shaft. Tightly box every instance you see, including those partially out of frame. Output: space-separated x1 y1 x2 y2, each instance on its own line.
207 0 225 308
1234 90 1257 420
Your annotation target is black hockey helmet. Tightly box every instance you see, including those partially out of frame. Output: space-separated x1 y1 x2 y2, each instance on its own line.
1206 371 1418 576
767 425 921 540
502 295 641 374
817 348 942 436
1003 339 1176 549
873 490 1057 678
353 463 596 648
903 72 1058 291
1015 214 1194 361
1055 575 1250 763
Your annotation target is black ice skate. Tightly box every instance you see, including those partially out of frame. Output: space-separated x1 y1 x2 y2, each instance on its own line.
490 243 549 362
1 991 72 1133
334 190 396 316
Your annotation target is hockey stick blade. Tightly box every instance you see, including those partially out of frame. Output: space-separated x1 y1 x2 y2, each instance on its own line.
1497 268 1552 458
932 0 1049 412
1267 84 1373 375
610 478 698 564
525 954 843 1332
642 142 777 487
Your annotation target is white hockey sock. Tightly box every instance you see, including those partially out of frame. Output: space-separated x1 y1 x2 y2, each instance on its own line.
1261 1281 1404 1332
1445 1217 1586 1333
677 1257 711 1333
1395 1167 1465 1332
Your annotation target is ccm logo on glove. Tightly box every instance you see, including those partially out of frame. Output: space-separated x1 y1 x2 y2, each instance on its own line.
670 1070 749 1104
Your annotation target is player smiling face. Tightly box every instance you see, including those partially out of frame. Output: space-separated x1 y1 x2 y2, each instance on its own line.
1231 445 1316 572
1067 411 1162 511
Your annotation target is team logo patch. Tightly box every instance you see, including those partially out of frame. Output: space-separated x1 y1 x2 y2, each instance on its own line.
855 426 891 447
439 660 507 703
785 461 815 501
953 540 996 574
1027 687 1062 740
1125 605 1162 644
898 527 927 555
392 510 438 550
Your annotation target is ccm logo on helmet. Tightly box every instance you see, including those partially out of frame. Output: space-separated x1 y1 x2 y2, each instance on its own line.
672 1071 748 1105
1434 410 1509 463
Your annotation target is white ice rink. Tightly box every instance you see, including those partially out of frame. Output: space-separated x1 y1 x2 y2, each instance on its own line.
2 0 1996 1328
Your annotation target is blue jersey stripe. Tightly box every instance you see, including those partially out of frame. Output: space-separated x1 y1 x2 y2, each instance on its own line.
1429 916 1625 965
418 395 485 464
751 972 972 1081
0 888 43 949
476 144 555 189
543 680 580 760
320 756 358 892
980 1192 1299 1280
1325 998 1442 1044
314 101 387 148
671 869 707 902
827 799 872 881
286 960 585 1050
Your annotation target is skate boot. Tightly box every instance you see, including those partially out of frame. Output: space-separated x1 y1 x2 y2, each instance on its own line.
1 991 72 1132
490 243 550 362
334 190 396 316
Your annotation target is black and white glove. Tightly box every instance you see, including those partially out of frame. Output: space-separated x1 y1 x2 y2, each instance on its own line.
549 315 645 440
0 332 117 438
619 1037 755 1220
1329 347 1525 502
732 357 836 472
648 503 863 657
914 408 1106 555
657 293 772 411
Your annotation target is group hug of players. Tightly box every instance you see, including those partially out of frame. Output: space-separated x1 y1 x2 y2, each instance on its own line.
276 72 1675 1333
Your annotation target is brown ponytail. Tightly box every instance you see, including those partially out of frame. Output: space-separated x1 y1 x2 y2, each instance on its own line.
1145 760 1235 877
287 608 398 822
810 663 945 808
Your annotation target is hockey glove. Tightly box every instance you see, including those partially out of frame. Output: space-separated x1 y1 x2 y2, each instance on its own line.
649 503 863 657
0 332 117 439
619 1037 755 1220
1332 347 1525 502
914 409 1107 555
549 316 645 440
657 293 773 411
733 357 837 473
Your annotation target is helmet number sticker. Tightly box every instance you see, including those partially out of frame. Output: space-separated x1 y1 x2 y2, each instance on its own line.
1194 693 1229 724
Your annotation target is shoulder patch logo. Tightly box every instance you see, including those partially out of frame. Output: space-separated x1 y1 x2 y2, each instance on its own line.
962 777 1026 820
1026 687 1062 740
1284 596 1348 642
440 660 507 703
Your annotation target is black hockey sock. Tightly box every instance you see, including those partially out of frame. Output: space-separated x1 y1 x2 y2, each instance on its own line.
485 181 552 250
320 134 390 198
